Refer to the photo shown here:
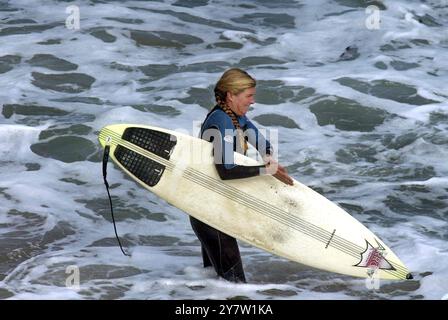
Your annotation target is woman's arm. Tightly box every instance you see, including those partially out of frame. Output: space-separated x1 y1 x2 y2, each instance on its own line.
202 120 265 180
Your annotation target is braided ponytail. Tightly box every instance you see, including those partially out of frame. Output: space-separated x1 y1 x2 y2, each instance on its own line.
213 68 256 154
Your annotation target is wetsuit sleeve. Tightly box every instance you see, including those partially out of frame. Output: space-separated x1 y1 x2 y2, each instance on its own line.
244 118 273 156
201 116 265 180
215 163 265 180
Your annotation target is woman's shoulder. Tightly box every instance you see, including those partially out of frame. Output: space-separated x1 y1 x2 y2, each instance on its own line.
204 108 233 127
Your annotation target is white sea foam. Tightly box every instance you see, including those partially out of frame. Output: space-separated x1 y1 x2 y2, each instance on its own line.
0 0 446 300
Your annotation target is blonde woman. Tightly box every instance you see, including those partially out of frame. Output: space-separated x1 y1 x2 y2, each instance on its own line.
190 68 293 283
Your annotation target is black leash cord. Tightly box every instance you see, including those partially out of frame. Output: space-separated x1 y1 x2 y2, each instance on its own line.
102 145 130 257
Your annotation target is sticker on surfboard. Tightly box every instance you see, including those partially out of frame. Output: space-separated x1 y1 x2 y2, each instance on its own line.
355 240 395 273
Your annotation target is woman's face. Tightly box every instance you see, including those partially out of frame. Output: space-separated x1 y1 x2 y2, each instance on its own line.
227 87 256 116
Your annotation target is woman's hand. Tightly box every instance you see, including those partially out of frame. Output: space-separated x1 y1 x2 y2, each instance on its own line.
263 156 294 186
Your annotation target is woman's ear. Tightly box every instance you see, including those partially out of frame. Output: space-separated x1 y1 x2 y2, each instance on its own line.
226 91 233 104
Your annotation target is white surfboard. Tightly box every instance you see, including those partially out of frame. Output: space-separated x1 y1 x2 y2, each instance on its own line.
98 124 412 280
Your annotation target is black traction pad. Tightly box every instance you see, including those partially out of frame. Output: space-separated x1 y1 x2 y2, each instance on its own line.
114 127 177 187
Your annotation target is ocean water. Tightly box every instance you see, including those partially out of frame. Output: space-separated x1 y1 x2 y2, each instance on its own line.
0 0 447 300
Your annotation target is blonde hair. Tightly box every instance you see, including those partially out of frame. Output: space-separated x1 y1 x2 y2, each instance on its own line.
214 68 256 106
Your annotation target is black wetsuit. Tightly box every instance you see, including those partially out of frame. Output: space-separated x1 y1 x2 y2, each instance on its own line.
190 105 272 283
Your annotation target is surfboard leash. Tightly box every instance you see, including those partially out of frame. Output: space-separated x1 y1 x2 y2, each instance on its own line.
102 145 130 257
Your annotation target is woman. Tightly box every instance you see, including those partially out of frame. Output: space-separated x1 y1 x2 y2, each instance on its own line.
190 68 293 283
